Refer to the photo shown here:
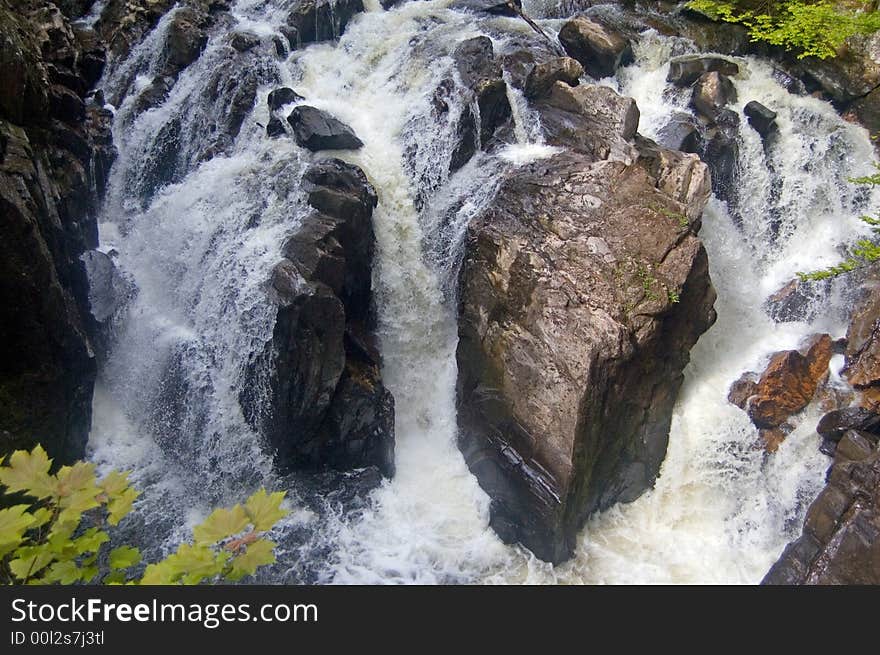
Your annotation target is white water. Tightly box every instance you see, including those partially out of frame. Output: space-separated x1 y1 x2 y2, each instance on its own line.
86 1 878 583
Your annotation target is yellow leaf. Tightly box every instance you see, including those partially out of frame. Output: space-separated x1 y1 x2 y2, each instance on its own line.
228 539 276 581
244 488 288 532
0 446 55 499
107 487 139 526
0 505 35 557
99 470 132 496
193 504 249 545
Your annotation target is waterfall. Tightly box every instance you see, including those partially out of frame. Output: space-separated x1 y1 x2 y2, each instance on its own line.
87 0 878 582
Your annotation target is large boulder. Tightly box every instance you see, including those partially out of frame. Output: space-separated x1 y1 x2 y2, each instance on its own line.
0 0 116 463
287 105 364 151
285 0 364 47
744 100 778 139
666 54 739 87
243 159 394 477
558 16 633 80
456 82 716 561
764 430 880 584
745 334 834 429
690 71 737 122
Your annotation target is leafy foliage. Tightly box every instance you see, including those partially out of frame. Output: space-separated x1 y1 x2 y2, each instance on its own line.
0 445 288 585
688 0 880 59
797 163 880 281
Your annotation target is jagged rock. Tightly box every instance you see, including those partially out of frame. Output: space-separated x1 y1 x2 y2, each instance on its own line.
450 0 521 16
666 55 739 87
243 159 393 477
162 7 208 73
132 75 175 116
287 105 364 151
558 16 633 80
229 30 260 52
523 56 583 100
691 71 737 121
456 132 716 562
285 0 364 46
764 431 880 584
657 112 702 152
746 334 833 429
266 116 285 137
449 36 511 171
765 277 828 323
268 87 303 111
728 372 758 409
536 81 639 160
844 279 880 391
744 100 777 138
702 108 739 202
0 1 116 463
817 408 880 442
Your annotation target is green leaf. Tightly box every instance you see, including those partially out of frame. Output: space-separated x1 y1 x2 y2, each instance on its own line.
71 527 109 555
8 546 54 581
227 539 276 582
107 486 139 526
99 470 132 497
139 561 176 585
0 446 55 499
193 504 249 545
109 545 141 570
42 560 84 584
0 505 35 557
244 488 288 532
104 570 128 585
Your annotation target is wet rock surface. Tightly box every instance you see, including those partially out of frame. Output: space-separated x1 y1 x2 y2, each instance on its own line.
244 159 394 478
0 0 117 463
287 105 364 151
456 74 717 561
558 16 633 80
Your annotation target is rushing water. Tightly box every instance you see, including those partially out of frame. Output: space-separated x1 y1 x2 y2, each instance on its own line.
86 0 878 583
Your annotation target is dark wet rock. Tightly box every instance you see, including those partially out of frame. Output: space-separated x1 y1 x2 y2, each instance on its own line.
450 0 521 16
230 30 260 52
285 0 364 46
817 408 880 442
558 16 633 80
844 277 880 393
268 87 304 111
456 116 716 562
744 100 777 138
765 278 829 323
266 116 285 137
764 431 880 584
244 159 393 478
0 1 116 463
162 7 208 73
449 36 511 172
690 71 737 121
667 54 739 87
746 334 834 429
523 56 583 100
728 372 758 409
701 108 739 202
657 111 702 152
287 105 364 151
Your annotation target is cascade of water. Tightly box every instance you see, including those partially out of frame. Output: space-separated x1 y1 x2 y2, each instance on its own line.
87 0 878 582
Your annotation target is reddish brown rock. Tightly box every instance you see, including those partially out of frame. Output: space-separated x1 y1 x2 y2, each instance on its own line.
746 334 833 429
728 372 758 409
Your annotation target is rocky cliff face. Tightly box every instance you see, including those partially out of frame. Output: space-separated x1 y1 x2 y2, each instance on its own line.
243 159 395 478
0 0 115 463
456 29 717 560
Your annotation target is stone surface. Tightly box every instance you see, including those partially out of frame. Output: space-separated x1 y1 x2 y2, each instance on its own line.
243 159 394 477
0 0 116 463
690 71 737 121
456 85 716 561
285 0 364 46
744 100 778 138
558 17 633 80
764 431 880 584
268 87 304 111
746 334 834 429
817 407 880 442
666 54 739 87
449 36 511 172
287 105 364 151
523 56 583 100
